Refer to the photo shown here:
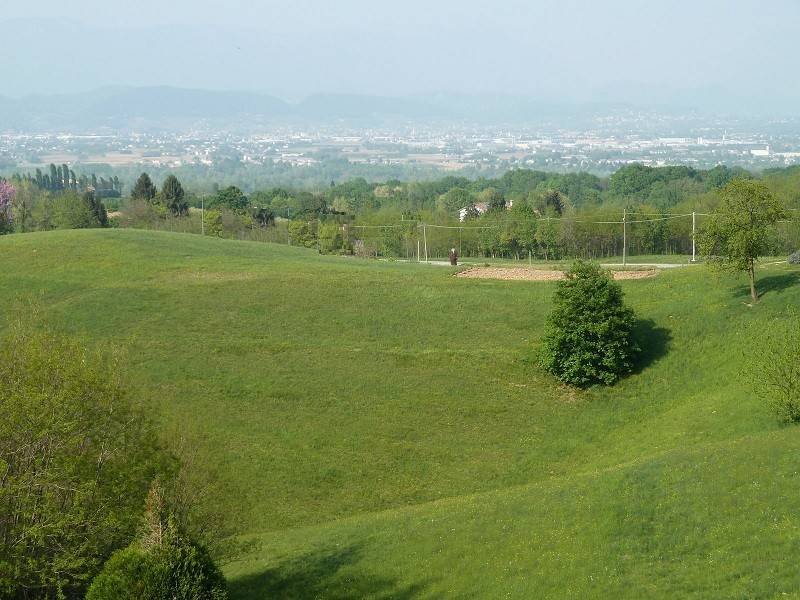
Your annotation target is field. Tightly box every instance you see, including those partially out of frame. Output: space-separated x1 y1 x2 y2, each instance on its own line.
2 229 800 598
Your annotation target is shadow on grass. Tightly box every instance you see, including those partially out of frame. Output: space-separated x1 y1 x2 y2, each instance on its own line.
632 318 672 374
228 544 434 600
738 272 800 299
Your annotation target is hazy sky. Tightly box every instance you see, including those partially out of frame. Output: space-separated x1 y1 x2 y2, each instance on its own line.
3 0 799 109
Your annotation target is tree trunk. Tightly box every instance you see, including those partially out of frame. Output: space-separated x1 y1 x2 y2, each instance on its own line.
749 264 758 303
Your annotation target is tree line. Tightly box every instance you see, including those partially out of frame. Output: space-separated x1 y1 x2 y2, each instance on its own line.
12 164 122 198
3 164 799 262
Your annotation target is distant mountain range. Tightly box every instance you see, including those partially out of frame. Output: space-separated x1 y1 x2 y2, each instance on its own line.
3 16 799 131
0 86 638 132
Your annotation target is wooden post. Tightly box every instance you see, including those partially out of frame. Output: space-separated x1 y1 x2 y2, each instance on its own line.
622 207 627 267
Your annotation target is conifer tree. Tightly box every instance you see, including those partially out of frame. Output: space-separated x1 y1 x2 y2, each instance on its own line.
131 172 157 203
160 175 187 216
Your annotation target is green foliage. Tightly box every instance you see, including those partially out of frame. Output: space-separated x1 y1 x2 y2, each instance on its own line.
213 186 249 213
538 189 568 216
609 163 700 199
752 312 800 423
0 313 163 598
132 172 158 203
535 217 560 260
539 261 640 386
161 175 188 217
288 220 318 248
478 187 505 211
12 164 122 197
699 179 786 302
250 205 275 228
438 187 473 213
84 190 109 227
87 483 228 600
318 222 345 254
203 209 223 237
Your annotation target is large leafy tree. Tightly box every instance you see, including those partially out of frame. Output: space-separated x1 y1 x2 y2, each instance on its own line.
438 187 473 213
539 261 640 387
131 173 157 203
0 317 164 598
160 175 188 217
212 185 249 213
699 179 785 303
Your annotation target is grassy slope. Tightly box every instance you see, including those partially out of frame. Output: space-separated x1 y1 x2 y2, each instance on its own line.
2 229 799 598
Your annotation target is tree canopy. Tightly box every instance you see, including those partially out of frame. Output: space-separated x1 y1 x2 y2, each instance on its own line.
0 315 164 597
539 261 640 386
160 175 188 217
699 179 786 303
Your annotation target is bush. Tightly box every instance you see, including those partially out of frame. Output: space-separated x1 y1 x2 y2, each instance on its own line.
86 534 227 600
87 484 228 600
789 250 800 265
318 222 345 254
753 311 800 423
288 220 318 248
0 313 164 597
539 261 640 387
203 209 223 237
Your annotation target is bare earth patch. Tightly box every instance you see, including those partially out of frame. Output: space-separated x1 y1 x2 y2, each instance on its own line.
456 267 658 281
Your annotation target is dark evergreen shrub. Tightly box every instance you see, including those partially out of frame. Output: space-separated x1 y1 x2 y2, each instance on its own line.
539 260 640 387
87 484 228 600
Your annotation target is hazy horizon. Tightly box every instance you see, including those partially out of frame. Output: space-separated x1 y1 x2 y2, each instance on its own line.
2 0 800 114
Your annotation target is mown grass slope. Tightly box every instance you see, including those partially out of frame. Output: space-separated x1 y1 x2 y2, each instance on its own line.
1 229 799 598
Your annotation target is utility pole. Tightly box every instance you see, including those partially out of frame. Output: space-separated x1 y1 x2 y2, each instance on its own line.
423 223 428 263
201 196 204 235
691 211 696 262
622 207 627 267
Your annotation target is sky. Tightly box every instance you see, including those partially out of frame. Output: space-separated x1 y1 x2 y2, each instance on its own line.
2 0 799 110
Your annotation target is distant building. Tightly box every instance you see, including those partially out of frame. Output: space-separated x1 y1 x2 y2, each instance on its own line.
459 202 489 222
458 200 515 222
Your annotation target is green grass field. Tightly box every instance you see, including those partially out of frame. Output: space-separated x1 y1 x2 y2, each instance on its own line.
2 229 800 599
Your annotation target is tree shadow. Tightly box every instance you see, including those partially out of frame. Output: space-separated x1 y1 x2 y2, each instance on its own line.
631 318 672 375
227 544 435 600
737 272 800 299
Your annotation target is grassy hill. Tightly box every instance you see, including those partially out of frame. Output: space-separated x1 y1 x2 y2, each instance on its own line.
1 229 799 598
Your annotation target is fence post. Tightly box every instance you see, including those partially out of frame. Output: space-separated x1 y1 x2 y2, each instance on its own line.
622 207 627 267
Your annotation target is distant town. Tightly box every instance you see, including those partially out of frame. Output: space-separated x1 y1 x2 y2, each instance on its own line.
3 111 800 179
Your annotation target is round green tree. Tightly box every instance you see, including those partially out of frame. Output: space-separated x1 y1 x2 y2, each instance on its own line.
698 179 785 303
539 261 640 387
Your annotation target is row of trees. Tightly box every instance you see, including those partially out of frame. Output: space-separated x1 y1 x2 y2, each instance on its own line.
0 179 111 233
13 164 122 198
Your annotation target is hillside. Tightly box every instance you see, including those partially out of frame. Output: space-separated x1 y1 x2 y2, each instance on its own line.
1 229 799 598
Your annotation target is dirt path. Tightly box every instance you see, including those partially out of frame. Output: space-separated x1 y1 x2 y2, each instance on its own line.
455 266 658 281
